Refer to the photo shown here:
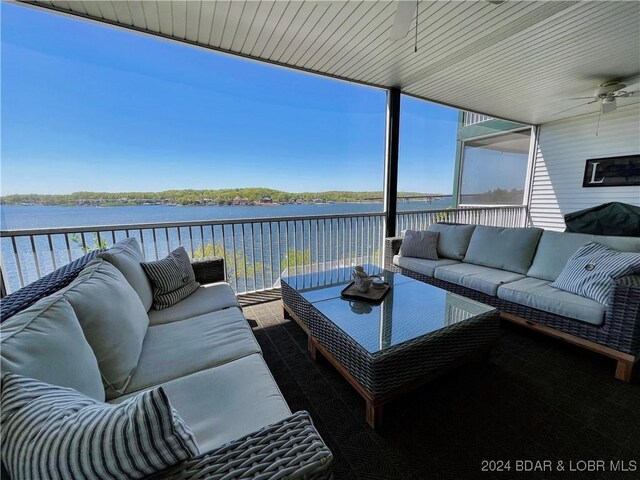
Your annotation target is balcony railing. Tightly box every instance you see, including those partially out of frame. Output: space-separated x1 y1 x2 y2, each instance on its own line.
0 206 527 296
396 205 527 232
462 112 493 126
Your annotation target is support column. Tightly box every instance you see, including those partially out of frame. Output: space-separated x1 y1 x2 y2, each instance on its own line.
383 88 401 238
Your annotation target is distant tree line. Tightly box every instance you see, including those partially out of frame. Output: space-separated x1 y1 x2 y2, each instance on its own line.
460 188 524 205
1 188 437 206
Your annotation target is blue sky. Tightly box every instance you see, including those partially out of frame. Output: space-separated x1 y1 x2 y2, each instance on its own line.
1 2 458 195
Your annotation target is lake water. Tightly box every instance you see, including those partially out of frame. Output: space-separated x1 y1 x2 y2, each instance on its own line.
1 199 452 294
1 198 452 229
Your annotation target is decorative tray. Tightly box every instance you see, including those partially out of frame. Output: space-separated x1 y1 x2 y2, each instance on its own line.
340 281 391 303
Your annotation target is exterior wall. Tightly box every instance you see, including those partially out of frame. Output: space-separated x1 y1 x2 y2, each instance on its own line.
529 104 640 231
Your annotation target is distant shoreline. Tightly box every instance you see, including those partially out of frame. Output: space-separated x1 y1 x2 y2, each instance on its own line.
2 199 389 208
1 188 449 208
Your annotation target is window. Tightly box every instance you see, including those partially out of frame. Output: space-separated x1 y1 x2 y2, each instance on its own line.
459 129 532 205
397 96 459 212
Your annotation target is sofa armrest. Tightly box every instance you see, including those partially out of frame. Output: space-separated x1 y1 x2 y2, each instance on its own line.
149 410 333 480
191 256 225 284
384 236 403 269
605 275 640 355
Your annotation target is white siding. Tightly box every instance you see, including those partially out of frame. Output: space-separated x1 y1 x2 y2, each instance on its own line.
529 104 640 231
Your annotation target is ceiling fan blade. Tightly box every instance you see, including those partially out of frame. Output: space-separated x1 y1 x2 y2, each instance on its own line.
601 98 617 114
390 1 418 41
567 97 597 100
552 100 597 116
621 73 640 86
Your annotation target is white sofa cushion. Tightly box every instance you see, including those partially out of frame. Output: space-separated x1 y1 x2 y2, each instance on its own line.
1 374 198 480
110 353 291 453
0 295 104 402
393 255 459 278
124 307 261 394
497 277 605 325
62 258 149 399
426 223 476 260
434 263 525 296
463 226 543 274
148 282 241 325
98 237 154 311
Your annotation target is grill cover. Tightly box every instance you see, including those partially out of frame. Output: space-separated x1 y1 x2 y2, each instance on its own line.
564 202 640 236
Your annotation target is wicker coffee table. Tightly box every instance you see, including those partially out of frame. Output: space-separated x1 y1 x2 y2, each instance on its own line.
281 265 500 428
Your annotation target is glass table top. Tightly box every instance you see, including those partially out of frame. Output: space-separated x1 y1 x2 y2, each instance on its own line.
282 265 496 354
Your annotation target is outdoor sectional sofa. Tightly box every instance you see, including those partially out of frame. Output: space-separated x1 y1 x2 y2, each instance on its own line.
385 223 640 382
0 239 333 479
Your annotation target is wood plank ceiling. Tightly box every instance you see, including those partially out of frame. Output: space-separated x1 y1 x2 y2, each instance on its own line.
22 0 640 125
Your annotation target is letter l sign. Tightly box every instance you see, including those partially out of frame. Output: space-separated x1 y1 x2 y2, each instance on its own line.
589 162 606 184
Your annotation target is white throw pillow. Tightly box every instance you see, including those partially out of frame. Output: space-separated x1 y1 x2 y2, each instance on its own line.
1 373 199 480
98 237 154 311
62 258 149 399
550 242 640 305
399 230 439 260
0 295 104 401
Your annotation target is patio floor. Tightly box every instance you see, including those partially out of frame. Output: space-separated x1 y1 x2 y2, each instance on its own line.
241 295 639 480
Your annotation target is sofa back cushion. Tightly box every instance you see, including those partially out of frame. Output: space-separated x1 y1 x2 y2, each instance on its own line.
98 237 153 311
426 223 476 260
528 231 640 281
0 295 104 401
61 258 149 399
463 226 543 274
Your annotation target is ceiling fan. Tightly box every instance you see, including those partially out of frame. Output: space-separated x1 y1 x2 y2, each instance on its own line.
390 0 505 43
390 1 418 42
554 80 639 116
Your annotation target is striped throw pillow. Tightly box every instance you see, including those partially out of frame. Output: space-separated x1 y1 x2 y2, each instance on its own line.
550 242 640 305
399 230 439 260
0 373 199 480
141 246 200 310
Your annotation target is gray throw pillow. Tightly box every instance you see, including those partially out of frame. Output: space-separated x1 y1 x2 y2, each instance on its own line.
399 230 439 260
1 373 199 480
550 242 640 305
141 246 200 310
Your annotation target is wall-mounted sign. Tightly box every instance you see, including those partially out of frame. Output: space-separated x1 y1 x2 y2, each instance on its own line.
582 155 640 187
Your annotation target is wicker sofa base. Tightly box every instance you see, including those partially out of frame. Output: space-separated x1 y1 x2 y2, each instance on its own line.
385 261 639 382
150 411 333 480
